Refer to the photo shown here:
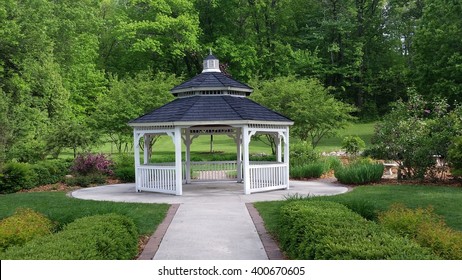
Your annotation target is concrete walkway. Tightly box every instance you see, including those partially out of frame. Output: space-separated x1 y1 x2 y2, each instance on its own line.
71 180 348 260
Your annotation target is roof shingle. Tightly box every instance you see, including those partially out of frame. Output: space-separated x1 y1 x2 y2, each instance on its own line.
129 95 291 124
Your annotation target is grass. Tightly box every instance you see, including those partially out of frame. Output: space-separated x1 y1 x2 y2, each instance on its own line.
57 122 377 159
316 122 376 152
254 185 462 236
0 192 169 236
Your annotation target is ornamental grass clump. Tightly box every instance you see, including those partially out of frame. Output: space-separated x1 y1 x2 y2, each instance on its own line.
334 162 384 184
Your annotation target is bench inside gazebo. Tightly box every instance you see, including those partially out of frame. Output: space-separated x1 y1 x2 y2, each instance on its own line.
129 53 293 195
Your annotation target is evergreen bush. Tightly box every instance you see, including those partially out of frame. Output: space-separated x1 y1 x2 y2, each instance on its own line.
379 204 462 259
0 208 54 251
1 214 138 260
277 201 435 260
0 162 37 193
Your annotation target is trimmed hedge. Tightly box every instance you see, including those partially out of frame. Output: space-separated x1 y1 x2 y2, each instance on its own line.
0 208 54 251
334 162 384 184
379 204 462 259
278 201 436 260
1 213 138 260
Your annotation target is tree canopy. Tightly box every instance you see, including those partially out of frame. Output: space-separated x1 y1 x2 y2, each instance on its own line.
0 0 460 162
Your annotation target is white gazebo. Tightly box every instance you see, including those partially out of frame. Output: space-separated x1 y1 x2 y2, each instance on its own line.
128 53 293 195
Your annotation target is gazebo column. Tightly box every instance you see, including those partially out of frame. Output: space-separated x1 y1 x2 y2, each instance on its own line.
283 128 290 190
133 131 143 192
242 125 251 194
184 129 191 184
274 134 282 162
174 127 183 195
143 134 150 164
236 128 243 183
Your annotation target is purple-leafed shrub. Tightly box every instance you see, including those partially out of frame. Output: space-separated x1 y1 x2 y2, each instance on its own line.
70 153 114 176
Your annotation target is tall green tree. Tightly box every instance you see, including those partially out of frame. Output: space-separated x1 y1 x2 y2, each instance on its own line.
251 76 356 148
413 0 462 104
93 72 178 153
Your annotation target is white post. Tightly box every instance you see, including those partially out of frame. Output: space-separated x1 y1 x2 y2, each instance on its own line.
236 128 242 183
134 131 141 192
275 134 282 162
174 127 183 195
242 126 250 194
185 128 191 184
284 127 290 190
143 134 150 164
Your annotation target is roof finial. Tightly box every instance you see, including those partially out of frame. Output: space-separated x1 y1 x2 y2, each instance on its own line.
209 48 212 55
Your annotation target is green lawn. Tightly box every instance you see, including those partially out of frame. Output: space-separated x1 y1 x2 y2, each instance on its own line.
315 122 376 152
0 192 169 235
254 184 462 235
61 122 376 159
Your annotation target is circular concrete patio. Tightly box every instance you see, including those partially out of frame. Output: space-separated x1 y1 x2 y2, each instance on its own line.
70 179 349 204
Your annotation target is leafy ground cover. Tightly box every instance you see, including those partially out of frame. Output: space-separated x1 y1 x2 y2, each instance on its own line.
0 192 169 236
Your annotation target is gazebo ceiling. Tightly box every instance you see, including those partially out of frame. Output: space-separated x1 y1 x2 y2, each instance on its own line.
129 95 292 124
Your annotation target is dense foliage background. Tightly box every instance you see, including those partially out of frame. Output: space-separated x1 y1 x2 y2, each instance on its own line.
1 0 461 163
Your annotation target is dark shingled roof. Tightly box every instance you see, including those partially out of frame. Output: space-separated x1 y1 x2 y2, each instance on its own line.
170 72 252 93
129 95 291 124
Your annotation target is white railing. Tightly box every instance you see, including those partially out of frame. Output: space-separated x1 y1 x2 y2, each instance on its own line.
186 161 238 181
249 163 288 193
137 165 177 194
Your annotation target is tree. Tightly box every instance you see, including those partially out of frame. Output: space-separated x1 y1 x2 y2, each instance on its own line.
413 0 462 104
251 76 356 149
93 72 178 153
370 94 462 180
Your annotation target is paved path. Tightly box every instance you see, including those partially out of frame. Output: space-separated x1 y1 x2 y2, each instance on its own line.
71 180 348 260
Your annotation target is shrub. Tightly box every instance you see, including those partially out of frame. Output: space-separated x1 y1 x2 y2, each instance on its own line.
65 174 107 188
337 199 378 221
277 201 435 260
290 162 327 179
71 153 114 176
0 162 38 193
334 162 384 184
290 141 319 166
1 213 138 260
370 95 462 180
379 204 462 259
31 159 71 186
0 208 54 251
113 154 135 182
342 135 365 157
448 136 462 179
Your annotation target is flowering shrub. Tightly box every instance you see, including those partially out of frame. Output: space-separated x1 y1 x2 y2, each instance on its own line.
70 153 114 176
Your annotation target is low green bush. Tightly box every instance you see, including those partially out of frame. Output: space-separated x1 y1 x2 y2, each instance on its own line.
334 162 384 184
0 162 38 193
65 174 107 188
113 154 135 182
290 162 327 179
114 166 135 182
0 208 55 251
1 213 138 260
278 201 435 260
379 204 462 259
